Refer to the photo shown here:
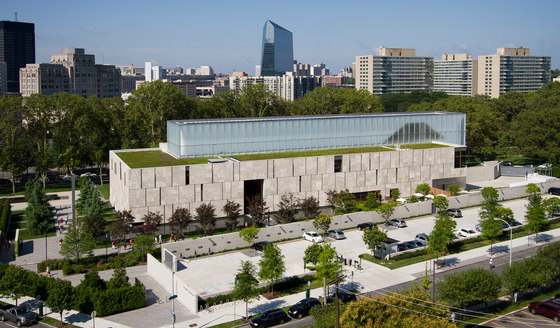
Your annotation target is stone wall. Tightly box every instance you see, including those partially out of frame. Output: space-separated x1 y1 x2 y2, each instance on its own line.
110 146 465 222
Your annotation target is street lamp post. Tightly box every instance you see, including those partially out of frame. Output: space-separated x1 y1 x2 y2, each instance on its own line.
494 218 512 266
105 232 109 256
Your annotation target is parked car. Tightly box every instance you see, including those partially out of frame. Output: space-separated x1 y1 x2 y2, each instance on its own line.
250 308 289 327
357 222 375 231
328 229 346 240
250 241 272 252
387 218 407 228
458 228 477 237
538 163 553 168
46 194 60 201
397 243 415 252
288 298 321 319
475 223 483 232
415 233 429 245
323 289 357 304
501 161 514 166
0 305 37 326
406 240 424 248
528 301 560 322
549 187 560 196
447 208 462 218
80 172 97 178
303 231 323 243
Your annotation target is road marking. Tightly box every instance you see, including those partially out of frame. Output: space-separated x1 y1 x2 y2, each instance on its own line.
526 311 560 326
506 312 537 328
489 320 508 328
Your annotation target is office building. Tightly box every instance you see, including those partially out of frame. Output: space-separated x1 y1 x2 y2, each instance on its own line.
476 47 551 98
20 48 121 99
109 112 467 221
434 54 478 96
145 62 163 82
0 62 6 95
355 47 433 95
0 21 35 93
310 62 329 76
261 20 293 76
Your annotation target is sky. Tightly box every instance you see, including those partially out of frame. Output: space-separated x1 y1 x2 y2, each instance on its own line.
3 0 560 74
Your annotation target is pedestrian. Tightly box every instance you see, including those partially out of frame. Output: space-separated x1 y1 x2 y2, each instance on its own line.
170 233 174 242
181 233 184 240
158 235 162 244
65 216 68 225
46 266 50 277
489 257 494 269
155 236 158 244
123 240 126 249
130 239 133 249
111 240 115 249
59 217 63 225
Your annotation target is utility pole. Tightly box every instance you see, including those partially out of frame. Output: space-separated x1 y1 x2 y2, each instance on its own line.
432 259 436 303
327 274 347 328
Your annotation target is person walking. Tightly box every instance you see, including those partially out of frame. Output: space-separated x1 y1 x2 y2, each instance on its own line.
46 266 50 277
489 257 494 269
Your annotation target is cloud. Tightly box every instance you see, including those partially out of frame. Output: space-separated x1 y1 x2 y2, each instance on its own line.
80 26 97 33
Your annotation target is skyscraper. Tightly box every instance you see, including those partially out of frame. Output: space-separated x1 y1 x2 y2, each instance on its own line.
260 20 293 76
0 21 35 93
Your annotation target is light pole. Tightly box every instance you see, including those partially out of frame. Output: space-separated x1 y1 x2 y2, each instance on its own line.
494 218 512 266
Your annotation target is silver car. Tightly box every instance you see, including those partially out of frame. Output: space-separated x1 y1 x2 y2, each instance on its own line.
328 229 346 240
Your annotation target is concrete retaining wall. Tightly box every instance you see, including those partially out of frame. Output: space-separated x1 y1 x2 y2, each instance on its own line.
466 161 499 183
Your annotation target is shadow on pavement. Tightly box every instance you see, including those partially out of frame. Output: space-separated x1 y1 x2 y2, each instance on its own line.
250 299 286 313
19 240 34 256
491 245 510 254
442 257 460 268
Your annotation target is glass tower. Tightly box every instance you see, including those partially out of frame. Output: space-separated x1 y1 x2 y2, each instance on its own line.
0 21 35 93
260 20 293 76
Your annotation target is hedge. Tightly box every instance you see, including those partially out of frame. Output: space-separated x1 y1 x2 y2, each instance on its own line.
93 282 145 316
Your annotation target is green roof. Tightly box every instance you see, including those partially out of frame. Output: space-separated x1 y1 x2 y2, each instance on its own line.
116 143 450 169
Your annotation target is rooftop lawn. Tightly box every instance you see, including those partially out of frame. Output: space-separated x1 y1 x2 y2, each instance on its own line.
116 143 449 168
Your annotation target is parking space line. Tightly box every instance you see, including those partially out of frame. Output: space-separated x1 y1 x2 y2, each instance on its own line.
489 321 507 328
506 312 537 328
526 311 560 326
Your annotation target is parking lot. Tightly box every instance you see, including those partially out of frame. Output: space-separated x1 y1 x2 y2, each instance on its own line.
479 307 560 328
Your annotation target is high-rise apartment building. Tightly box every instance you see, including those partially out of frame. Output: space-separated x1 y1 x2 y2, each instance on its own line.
355 47 433 95
20 48 121 99
434 54 478 96
476 47 551 98
0 21 35 93
230 72 320 101
261 20 293 76
145 62 163 82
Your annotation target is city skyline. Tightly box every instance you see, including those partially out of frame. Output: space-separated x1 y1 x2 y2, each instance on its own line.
3 0 559 74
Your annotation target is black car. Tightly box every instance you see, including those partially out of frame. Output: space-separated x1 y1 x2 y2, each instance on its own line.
250 241 272 252
288 298 320 319
324 290 357 304
250 308 288 327
501 161 514 167
549 187 560 196
357 222 375 230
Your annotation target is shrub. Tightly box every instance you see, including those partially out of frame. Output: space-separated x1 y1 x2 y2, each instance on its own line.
93 282 145 316
390 249 428 261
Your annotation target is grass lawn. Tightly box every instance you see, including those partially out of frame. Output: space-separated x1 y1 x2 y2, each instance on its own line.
388 143 450 149
117 150 210 168
233 146 392 161
97 183 110 200
40 316 81 328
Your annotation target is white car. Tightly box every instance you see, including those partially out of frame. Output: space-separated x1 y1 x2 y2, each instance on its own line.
303 231 323 243
458 228 477 237
80 172 97 178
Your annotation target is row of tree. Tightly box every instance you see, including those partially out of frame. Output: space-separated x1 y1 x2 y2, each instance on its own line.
3 81 560 194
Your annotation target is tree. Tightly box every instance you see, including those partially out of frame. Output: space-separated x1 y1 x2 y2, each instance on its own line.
232 261 260 320
340 289 455 328
107 261 130 289
60 224 96 260
524 183 548 243
313 214 332 235
365 192 380 210
543 197 560 217
133 234 156 253
169 207 192 234
258 245 286 297
304 243 323 266
239 225 260 245
274 193 299 224
81 214 106 237
24 177 52 235
300 196 320 220
448 184 460 196
500 257 556 297
436 268 501 308
111 210 135 243
334 189 357 215
362 226 387 257
46 279 74 325
325 190 339 207
0 266 28 306
390 189 401 200
428 210 456 258
478 187 503 254
0 96 29 193
433 195 449 212
195 203 216 236
138 212 162 235
248 195 268 227
223 200 241 232
375 202 397 223
415 183 431 196
315 244 341 303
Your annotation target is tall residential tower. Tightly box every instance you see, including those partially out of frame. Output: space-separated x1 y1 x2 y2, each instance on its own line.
0 21 35 93
434 54 478 96
260 20 293 76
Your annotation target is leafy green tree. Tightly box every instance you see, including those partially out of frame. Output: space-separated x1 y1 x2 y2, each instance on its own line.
433 195 449 212
75 271 106 314
238 84 287 117
362 226 387 257
340 289 455 328
239 225 260 245
111 210 135 243
436 268 501 308
248 195 268 227
543 197 560 217
292 86 383 116
60 224 96 260
375 202 397 223
46 279 75 324
310 302 348 328
0 265 28 305
390 189 401 200
0 96 29 193
258 245 286 297
478 187 503 253
82 214 106 237
448 184 460 196
312 214 332 235
132 234 156 253
407 195 419 203
428 210 456 259
195 203 217 236
223 200 241 232
138 212 162 235
365 192 380 210
524 184 548 242
274 193 299 224
300 196 320 220
334 189 358 215
232 261 260 320
500 256 556 297
24 177 52 235
169 207 192 234
315 243 341 303
415 183 431 196
325 190 339 207
304 243 323 266
107 262 130 289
